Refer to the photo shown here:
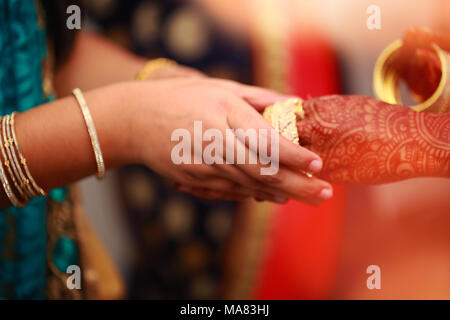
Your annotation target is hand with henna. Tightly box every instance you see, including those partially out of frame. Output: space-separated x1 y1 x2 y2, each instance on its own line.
297 95 450 184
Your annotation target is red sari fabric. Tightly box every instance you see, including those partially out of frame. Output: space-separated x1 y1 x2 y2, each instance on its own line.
252 31 348 299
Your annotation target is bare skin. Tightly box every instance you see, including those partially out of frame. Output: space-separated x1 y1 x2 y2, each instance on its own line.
293 28 450 185
297 95 449 184
0 32 333 208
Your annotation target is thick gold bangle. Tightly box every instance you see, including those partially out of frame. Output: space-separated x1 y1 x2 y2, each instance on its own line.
135 58 178 81
374 40 450 113
263 98 312 178
72 88 106 179
263 98 305 144
9 112 46 196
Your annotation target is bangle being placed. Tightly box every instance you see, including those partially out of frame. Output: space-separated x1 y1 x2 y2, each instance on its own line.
263 98 305 145
72 88 106 179
135 58 177 81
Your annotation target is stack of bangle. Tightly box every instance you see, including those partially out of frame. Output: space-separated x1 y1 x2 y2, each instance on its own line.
0 112 46 207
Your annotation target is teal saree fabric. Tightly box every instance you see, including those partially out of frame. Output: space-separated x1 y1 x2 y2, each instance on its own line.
0 0 76 299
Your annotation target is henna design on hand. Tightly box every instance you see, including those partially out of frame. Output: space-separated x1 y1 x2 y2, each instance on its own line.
297 95 450 184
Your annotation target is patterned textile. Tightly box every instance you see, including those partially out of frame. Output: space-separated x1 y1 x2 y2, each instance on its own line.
0 0 80 299
86 0 251 299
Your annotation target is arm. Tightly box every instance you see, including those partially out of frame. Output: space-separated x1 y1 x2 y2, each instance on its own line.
0 78 332 209
54 31 203 95
297 95 450 184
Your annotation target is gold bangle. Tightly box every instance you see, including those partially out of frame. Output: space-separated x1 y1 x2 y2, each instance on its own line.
135 58 178 81
1 115 30 200
263 98 305 144
0 158 24 207
72 88 106 179
374 40 450 113
0 116 25 207
9 112 46 196
263 98 312 178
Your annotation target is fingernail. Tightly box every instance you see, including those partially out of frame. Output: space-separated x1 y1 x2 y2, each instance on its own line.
274 196 288 204
308 159 322 173
319 188 333 200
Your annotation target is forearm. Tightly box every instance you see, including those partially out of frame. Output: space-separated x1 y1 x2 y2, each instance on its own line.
54 31 202 96
0 83 134 208
54 31 147 95
298 95 450 184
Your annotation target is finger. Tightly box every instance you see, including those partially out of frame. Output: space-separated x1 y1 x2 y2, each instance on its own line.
178 171 284 201
403 27 450 52
176 185 248 202
401 48 442 98
210 79 294 111
177 184 287 203
240 160 334 205
225 96 323 174
220 133 332 204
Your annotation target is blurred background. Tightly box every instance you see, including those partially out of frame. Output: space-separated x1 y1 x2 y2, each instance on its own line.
77 0 450 299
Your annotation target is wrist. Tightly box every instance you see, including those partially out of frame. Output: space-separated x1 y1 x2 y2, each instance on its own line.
412 112 450 178
86 82 140 169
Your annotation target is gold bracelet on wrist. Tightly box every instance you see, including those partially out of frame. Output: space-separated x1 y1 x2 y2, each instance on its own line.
0 115 26 207
263 98 305 144
263 98 312 179
1 115 30 200
0 112 46 207
0 156 24 207
135 58 178 81
72 88 106 180
9 112 46 196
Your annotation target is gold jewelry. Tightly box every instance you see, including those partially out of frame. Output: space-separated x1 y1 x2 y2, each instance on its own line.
0 116 26 207
1 115 30 200
0 157 24 207
374 40 450 113
72 88 106 179
135 58 178 81
9 112 46 196
263 98 305 144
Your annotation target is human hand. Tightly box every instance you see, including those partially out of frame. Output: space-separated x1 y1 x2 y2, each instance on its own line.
296 95 449 184
396 27 450 100
125 78 333 205
144 64 206 80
